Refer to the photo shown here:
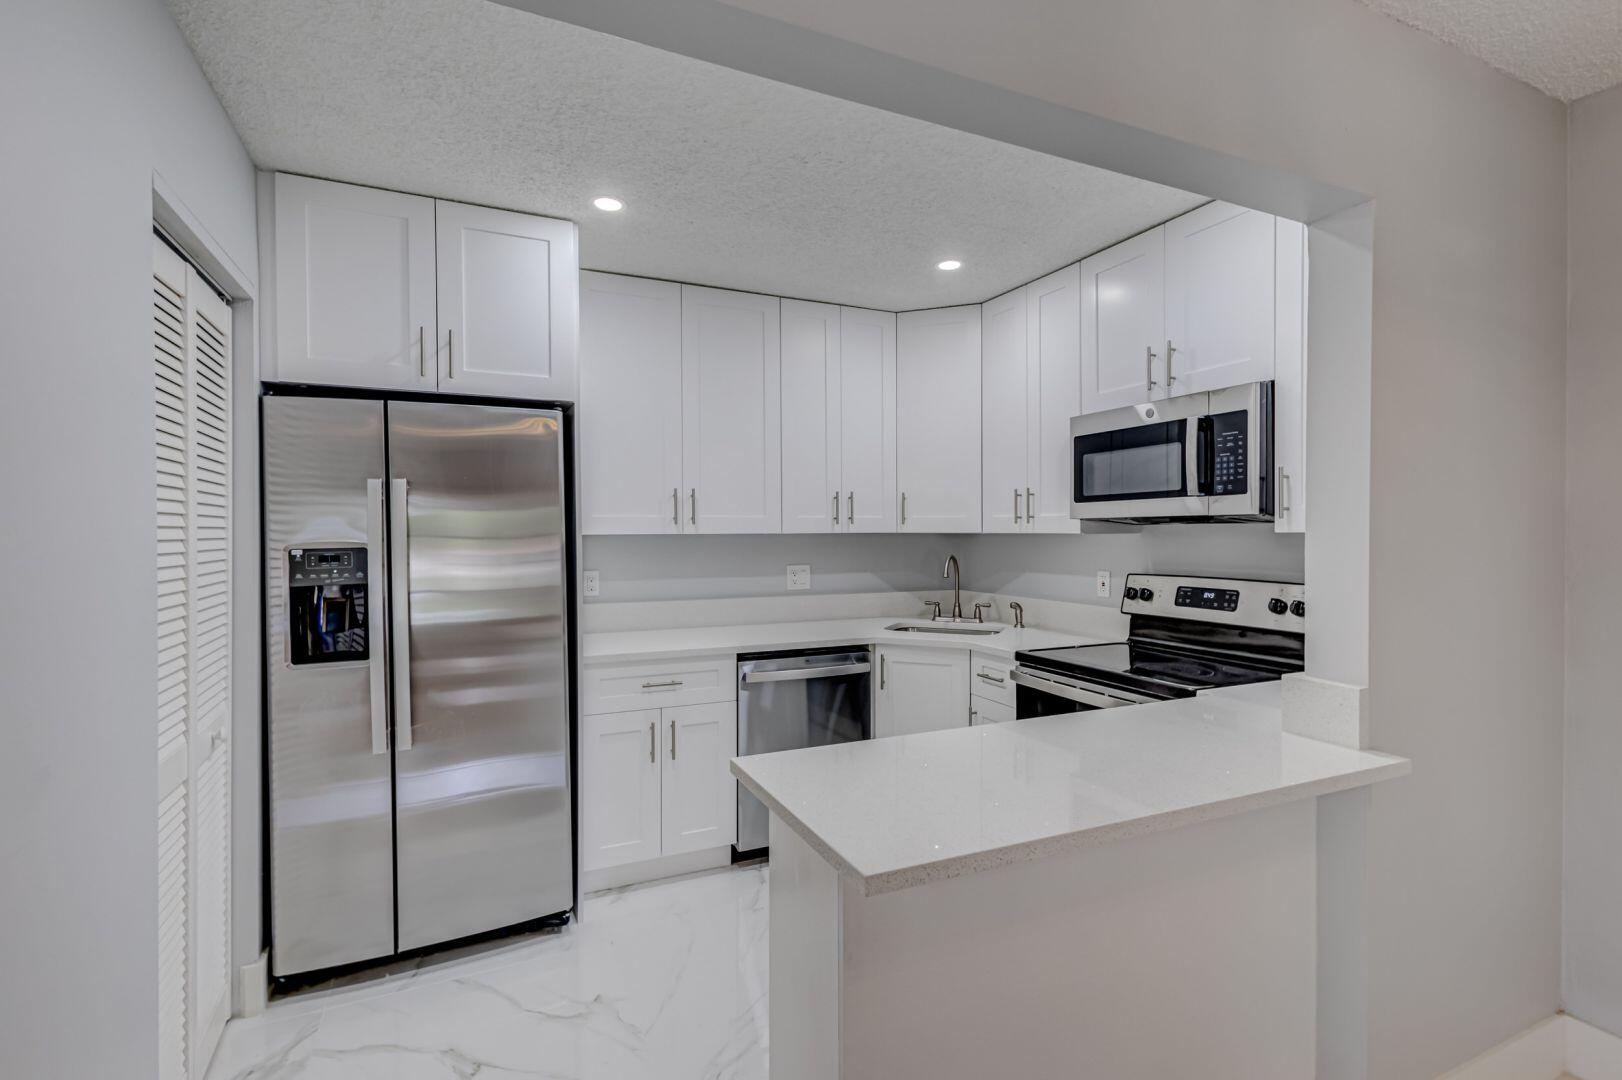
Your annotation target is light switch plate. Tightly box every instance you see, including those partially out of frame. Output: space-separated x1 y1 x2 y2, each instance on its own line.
1095 570 1111 598
583 570 600 598
787 564 811 591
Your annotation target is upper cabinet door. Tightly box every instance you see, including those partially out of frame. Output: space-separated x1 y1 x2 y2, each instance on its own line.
980 285 1029 534
838 307 897 533
435 201 579 400
1079 226 1164 414
1163 201 1277 395
780 299 842 534
897 306 982 532
579 273 683 535
1027 263 1082 534
681 286 782 534
1273 218 1307 534
272 174 436 391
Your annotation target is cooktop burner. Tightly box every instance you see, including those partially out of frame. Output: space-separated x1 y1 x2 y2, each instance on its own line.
1015 641 1300 699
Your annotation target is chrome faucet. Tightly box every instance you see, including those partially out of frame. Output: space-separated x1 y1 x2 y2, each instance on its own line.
943 554 964 620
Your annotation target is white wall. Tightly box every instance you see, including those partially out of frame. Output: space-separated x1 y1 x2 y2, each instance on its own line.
0 1 256 1077
1564 81 1622 1040
567 0 1568 1075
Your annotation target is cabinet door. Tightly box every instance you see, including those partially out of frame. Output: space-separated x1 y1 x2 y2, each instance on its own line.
780 299 841 534
897 307 982 532
1079 226 1164 414
875 646 970 738
661 701 738 856
980 285 1029 533
272 173 436 391
970 696 1017 726
681 286 781 534
1273 218 1307 534
1164 201 1277 395
839 307 898 533
579 709 662 871
579 273 684 534
436 201 578 400
1026 263 1083 533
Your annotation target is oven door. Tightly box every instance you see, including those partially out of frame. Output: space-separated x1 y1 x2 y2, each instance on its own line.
1205 381 1272 519
1071 393 1209 519
1010 667 1160 718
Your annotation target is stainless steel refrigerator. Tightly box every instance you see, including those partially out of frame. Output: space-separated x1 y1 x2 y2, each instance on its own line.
264 394 573 979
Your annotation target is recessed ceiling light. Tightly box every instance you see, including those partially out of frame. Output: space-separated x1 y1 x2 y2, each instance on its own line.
937 259 962 271
592 196 624 212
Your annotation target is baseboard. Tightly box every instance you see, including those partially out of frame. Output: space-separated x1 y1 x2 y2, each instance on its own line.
1436 1013 1622 1080
581 846 734 894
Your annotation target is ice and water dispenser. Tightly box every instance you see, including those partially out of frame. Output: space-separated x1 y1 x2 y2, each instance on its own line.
285 545 371 665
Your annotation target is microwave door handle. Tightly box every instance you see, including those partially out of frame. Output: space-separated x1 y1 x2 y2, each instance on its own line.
1194 416 1214 496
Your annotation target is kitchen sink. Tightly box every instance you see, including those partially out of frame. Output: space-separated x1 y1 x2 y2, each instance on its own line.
884 622 1004 637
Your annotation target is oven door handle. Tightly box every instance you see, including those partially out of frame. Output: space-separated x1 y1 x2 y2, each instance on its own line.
1011 668 1153 709
742 662 872 685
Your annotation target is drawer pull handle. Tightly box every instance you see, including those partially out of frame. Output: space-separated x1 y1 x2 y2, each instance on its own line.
977 672 1007 686
641 679 684 690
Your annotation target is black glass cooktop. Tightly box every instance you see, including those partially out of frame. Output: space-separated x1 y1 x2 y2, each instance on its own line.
1016 641 1300 699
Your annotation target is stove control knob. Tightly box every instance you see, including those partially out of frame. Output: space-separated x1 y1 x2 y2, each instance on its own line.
1123 586 1140 601
1290 600 1306 617
1137 587 1154 602
1268 598 1289 616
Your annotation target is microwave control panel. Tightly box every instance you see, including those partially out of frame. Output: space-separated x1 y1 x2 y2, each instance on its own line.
1209 410 1249 496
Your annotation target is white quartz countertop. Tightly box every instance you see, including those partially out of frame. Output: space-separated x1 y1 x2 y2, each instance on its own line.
581 616 1105 664
730 681 1410 896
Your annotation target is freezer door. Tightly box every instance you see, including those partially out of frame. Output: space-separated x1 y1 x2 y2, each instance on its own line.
388 401 573 950
264 396 396 977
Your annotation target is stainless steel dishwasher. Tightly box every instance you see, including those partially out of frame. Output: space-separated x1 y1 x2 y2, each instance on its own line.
735 647 873 854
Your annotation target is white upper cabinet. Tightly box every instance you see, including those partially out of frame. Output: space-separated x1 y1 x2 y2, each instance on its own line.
1273 218 1308 535
681 285 782 534
435 201 578 399
897 306 982 532
780 299 843 534
1026 263 1083 533
980 285 1029 534
272 174 437 392
838 308 898 533
579 272 684 535
1163 201 1277 395
1079 226 1165 414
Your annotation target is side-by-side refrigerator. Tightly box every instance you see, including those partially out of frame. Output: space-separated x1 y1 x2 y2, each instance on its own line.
264 394 572 979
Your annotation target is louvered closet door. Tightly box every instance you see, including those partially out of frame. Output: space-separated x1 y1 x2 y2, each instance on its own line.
153 234 233 1080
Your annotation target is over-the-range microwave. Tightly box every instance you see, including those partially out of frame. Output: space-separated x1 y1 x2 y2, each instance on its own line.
1070 381 1275 523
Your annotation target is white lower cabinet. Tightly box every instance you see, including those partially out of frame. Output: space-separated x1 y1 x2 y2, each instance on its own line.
875 645 971 737
580 662 738 881
970 696 1016 725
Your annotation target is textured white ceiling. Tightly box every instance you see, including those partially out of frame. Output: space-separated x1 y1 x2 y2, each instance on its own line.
1359 0 1622 101
166 0 1207 310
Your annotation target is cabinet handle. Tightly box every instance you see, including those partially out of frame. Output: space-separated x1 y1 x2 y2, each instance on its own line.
848 491 854 525
900 492 907 527
641 679 683 690
1013 488 1021 524
447 327 454 379
649 721 656 764
1026 487 1035 524
880 653 887 689
670 718 677 760
1165 339 1176 387
833 491 841 525
672 488 679 526
1146 345 1158 392
977 671 1007 686
419 326 426 378
1277 467 1291 515
689 488 696 526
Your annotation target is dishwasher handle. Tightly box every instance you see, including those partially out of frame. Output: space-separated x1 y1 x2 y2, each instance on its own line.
741 661 872 685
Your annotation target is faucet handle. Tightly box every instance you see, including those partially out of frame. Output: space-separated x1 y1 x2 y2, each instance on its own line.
1008 601 1024 629
972 601 992 623
923 600 942 621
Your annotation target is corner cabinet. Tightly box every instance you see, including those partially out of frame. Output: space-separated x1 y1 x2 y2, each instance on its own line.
266 173 578 401
897 307 982 532
874 646 971 737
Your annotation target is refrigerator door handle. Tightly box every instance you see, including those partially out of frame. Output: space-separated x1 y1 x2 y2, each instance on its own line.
389 477 414 751
366 479 389 755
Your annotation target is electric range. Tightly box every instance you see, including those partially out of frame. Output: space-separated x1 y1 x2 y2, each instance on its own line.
1011 574 1305 716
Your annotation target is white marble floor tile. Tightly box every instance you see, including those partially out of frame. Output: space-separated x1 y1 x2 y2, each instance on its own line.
207 865 769 1080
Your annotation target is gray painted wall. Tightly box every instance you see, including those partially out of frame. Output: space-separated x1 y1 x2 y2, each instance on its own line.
1564 82 1622 1039
0 1 258 1076
674 1 1570 1076
582 526 1303 605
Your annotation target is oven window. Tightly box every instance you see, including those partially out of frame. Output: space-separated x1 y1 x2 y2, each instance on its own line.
1073 418 1187 502
1015 681 1097 719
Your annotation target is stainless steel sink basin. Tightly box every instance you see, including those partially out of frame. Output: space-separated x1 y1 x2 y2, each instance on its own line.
884 622 1003 637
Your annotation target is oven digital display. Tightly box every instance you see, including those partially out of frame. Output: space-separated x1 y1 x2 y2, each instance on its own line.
1175 585 1240 612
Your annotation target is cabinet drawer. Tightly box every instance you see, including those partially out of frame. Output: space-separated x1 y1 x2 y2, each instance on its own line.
971 695 1016 726
969 651 1016 708
582 654 735 714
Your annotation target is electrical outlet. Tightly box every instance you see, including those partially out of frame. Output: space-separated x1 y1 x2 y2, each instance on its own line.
583 570 600 598
1095 570 1111 598
787 564 811 591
